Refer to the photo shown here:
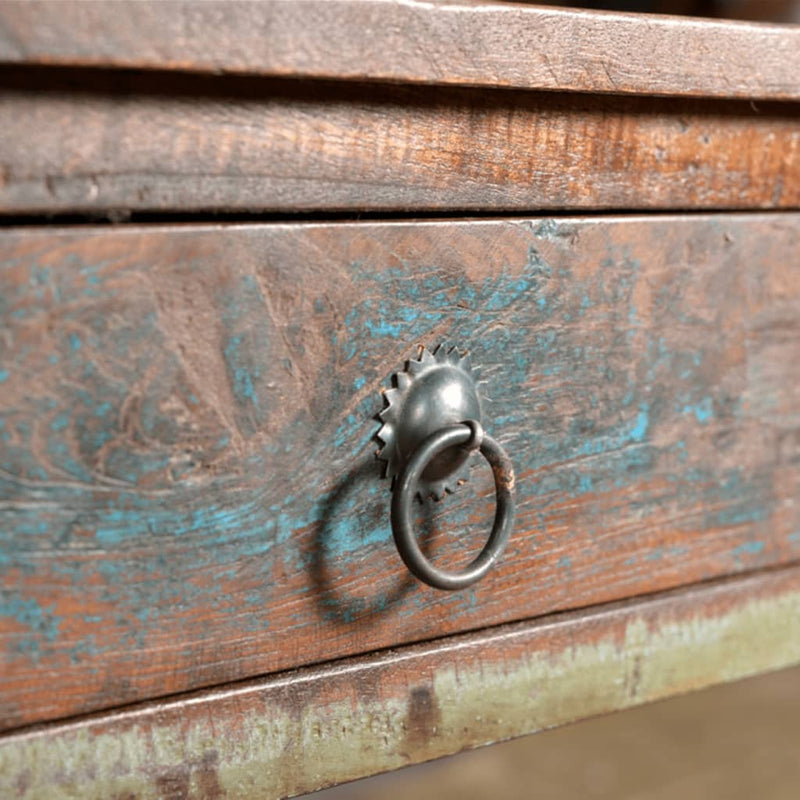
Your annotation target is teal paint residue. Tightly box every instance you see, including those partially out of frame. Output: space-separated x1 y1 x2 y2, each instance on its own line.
224 334 260 410
45 436 93 482
718 506 770 528
693 398 714 423
50 413 70 432
363 317 402 338
485 275 533 311
68 333 82 351
361 304 441 340
1 595 62 649
557 556 571 569
353 376 366 391
731 541 765 557
682 396 714 424
574 402 649 459
0 369 9 383
630 405 650 442
92 402 112 418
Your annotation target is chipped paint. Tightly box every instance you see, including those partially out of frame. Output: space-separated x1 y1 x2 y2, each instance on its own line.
1 569 800 799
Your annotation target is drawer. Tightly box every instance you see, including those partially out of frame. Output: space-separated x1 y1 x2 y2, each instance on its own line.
2 213 799 731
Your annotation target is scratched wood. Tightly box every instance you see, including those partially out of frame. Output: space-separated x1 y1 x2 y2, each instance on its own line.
1 70 798 215
1 0 800 101
2 567 800 799
1 214 799 731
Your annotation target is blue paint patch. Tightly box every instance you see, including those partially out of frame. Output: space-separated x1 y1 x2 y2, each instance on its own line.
682 396 714 424
92 402 112 418
224 335 260 410
718 505 770 527
731 541 765 557
557 555 571 569
0 369 9 383
50 413 70 432
630 404 650 442
353 376 366 390
68 333 82 351
1 595 62 651
573 402 649 459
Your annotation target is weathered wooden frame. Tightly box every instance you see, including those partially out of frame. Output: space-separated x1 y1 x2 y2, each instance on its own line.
3 566 800 798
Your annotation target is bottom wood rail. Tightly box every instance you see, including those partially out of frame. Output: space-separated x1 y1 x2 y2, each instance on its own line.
3 566 800 799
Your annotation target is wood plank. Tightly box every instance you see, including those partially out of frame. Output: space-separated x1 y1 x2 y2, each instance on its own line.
2 567 800 799
1 214 799 730
1 1 799 101
0 71 798 215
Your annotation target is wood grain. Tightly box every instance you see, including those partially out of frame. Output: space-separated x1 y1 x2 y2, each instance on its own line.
0 71 798 215
2 567 800 799
1 0 799 100
1 214 799 730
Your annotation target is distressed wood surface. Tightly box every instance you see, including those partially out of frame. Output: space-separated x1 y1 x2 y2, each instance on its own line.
1 71 798 215
2 566 800 799
1 1 800 101
1 214 799 731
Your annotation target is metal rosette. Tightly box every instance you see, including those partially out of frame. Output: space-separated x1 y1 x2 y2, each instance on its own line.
377 344 484 500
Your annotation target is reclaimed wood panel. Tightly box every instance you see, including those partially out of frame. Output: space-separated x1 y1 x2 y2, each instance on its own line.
1 214 799 730
2 567 800 799
1 0 800 101
0 71 798 215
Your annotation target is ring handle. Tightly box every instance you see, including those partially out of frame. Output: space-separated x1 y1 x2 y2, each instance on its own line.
390 422 516 590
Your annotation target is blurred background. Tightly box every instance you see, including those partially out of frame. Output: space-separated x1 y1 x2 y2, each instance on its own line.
520 1 800 22
307 665 800 799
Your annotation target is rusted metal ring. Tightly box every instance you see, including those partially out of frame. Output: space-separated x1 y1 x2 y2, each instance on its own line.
390 422 515 591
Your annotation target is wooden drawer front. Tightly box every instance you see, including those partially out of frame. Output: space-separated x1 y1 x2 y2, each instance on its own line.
1 214 798 730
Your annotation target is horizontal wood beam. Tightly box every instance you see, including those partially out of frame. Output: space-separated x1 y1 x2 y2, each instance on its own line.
2 566 800 799
1 1 799 101
0 72 798 215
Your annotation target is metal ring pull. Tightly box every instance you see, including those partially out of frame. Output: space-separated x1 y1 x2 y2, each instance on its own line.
390 421 515 591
